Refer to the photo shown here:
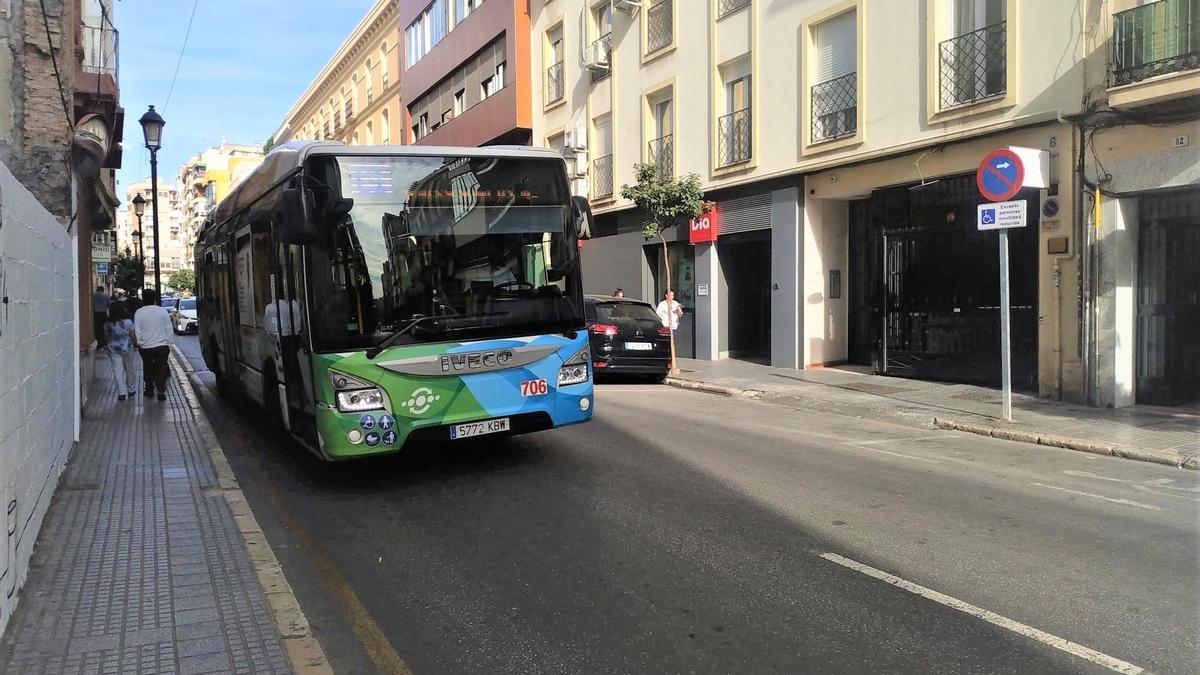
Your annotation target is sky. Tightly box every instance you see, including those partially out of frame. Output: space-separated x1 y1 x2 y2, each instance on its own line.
113 0 377 195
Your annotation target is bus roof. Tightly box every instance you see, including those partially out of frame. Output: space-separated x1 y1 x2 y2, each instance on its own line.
206 141 568 237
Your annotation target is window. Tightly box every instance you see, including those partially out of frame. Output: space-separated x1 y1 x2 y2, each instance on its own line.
481 62 505 99
453 0 482 27
418 113 429 139
407 0 448 67
454 89 465 116
592 114 613 198
811 10 858 142
352 74 361 111
546 26 565 103
648 92 674 177
366 121 374 145
381 43 390 88
366 61 375 103
381 109 391 144
1112 0 1197 86
939 0 1006 107
442 108 453 125
719 62 752 166
718 0 751 19
548 132 565 155
647 0 673 53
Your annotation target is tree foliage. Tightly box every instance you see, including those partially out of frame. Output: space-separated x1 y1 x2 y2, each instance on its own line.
169 269 196 293
619 163 705 240
112 253 145 295
262 135 276 154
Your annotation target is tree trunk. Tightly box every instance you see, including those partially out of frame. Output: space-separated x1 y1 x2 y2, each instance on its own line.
659 232 679 375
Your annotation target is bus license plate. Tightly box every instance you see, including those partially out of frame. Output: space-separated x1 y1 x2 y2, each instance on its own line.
624 341 653 351
450 418 510 440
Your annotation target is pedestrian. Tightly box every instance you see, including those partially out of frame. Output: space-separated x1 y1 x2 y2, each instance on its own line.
105 302 138 401
133 288 174 401
92 286 111 347
655 289 683 331
612 288 624 298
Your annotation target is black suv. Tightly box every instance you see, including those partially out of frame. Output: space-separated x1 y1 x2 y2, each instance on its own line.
584 295 670 382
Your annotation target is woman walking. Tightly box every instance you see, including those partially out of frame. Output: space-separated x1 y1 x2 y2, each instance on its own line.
105 302 138 401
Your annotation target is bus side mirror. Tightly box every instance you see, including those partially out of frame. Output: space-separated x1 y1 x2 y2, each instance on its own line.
571 196 593 240
281 186 318 244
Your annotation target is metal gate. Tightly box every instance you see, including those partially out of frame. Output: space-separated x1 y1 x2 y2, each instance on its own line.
1137 192 1200 406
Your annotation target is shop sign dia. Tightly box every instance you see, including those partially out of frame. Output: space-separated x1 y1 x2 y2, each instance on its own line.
689 206 720 244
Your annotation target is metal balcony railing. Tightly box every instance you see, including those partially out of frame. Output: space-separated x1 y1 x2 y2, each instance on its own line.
938 22 1007 108
648 0 673 52
592 154 614 198
811 72 857 142
345 101 354 119
648 134 674 178
80 24 119 86
333 111 341 129
718 109 752 166
1112 0 1200 86
546 61 565 103
718 0 750 20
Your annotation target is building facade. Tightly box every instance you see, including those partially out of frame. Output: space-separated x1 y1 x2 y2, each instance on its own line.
274 0 402 147
400 0 533 147
177 142 265 266
531 0 1197 408
118 181 184 289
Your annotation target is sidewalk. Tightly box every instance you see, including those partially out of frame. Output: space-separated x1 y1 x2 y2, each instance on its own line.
0 354 323 674
668 358 1200 470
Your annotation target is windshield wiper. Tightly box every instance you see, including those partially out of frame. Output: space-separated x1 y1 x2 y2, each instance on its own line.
365 316 443 359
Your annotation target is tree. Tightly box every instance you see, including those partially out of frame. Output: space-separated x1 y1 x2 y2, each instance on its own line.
112 253 145 295
620 163 707 374
169 269 195 294
262 135 276 154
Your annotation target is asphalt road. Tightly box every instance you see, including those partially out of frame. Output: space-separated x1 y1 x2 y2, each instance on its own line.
175 335 1200 674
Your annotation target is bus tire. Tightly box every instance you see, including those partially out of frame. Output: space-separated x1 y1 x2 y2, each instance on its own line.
210 339 231 399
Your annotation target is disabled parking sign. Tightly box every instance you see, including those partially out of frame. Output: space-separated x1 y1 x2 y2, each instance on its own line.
976 149 1025 202
977 200 1027 231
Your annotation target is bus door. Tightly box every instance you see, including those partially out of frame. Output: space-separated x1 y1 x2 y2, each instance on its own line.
274 241 316 436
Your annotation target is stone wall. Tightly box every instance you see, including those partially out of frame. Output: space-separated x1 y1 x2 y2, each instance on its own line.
0 159 76 635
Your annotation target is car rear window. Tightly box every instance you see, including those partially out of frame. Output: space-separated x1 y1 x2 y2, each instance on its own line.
596 301 659 323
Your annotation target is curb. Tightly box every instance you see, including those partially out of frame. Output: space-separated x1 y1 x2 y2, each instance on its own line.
168 352 335 674
932 418 1199 471
665 377 761 399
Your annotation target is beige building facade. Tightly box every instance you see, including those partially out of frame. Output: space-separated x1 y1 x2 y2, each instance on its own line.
177 143 265 266
274 0 403 147
531 0 1198 407
117 181 185 289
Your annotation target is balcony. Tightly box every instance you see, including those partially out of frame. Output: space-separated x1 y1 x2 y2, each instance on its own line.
718 0 750 20
345 101 354 120
1112 0 1199 87
648 134 673 178
810 72 857 143
592 154 614 198
647 0 673 53
938 22 1007 109
81 24 119 87
546 61 565 104
717 108 752 166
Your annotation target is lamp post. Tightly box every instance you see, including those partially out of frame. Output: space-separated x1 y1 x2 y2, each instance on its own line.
138 105 165 296
131 193 146 266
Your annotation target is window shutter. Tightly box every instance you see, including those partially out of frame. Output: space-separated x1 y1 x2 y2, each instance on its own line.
813 11 857 84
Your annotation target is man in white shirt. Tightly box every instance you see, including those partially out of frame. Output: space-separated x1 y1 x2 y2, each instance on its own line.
655 289 683 331
133 289 174 401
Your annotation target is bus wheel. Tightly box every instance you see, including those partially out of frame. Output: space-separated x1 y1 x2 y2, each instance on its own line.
210 340 231 399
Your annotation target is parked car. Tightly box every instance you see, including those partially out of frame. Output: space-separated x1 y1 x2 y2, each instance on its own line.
171 297 198 334
584 295 670 382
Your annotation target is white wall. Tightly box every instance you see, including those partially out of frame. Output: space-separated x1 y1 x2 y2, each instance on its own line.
0 160 76 635
802 197 849 367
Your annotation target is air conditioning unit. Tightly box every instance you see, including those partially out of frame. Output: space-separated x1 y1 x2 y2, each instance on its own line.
583 39 610 72
568 153 588 179
615 0 642 15
564 126 587 151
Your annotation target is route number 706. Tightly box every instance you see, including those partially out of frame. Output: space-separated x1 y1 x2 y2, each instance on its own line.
520 379 548 397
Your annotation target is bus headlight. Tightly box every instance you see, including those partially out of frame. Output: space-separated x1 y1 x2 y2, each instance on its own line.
557 347 590 386
336 388 386 412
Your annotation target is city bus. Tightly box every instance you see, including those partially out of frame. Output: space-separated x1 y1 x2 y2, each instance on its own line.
195 142 595 460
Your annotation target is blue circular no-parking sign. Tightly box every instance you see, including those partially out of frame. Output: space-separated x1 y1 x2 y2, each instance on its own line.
977 149 1025 202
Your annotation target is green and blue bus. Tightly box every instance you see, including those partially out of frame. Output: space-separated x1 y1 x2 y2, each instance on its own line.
196 142 595 460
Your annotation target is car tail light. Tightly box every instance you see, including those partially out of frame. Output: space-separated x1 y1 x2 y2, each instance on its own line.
658 327 671 336
591 324 618 337
592 361 608 368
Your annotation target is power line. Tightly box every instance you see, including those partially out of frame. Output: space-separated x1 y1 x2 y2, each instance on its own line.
163 0 201 112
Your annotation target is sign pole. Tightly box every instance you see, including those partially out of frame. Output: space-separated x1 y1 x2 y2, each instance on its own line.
999 229 1012 421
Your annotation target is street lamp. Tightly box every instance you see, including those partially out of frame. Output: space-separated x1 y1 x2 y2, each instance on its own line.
131 193 146 265
138 105 165 296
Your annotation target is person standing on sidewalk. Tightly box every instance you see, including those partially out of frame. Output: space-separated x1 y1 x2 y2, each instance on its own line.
655 289 683 331
133 288 173 401
92 286 111 348
105 303 138 401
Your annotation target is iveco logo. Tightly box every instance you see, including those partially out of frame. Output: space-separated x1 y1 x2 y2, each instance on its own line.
439 349 515 373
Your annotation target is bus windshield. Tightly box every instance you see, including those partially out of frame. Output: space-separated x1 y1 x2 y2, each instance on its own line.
305 154 584 352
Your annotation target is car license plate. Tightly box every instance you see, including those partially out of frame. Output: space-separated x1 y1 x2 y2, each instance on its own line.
624 342 653 351
449 417 510 440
